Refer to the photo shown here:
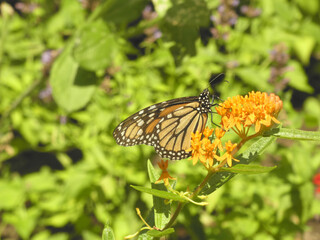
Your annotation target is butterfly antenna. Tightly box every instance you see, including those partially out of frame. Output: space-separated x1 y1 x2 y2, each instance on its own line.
207 73 226 128
207 73 225 101
209 73 225 85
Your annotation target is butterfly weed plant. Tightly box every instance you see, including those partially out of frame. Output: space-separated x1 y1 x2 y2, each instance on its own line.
104 90 320 240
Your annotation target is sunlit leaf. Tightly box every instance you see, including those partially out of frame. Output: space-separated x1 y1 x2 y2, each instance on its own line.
73 20 118 71
264 127 320 141
102 225 115 240
147 228 175 237
50 42 97 112
161 0 210 56
221 164 276 174
131 185 186 202
147 160 171 229
285 60 313 93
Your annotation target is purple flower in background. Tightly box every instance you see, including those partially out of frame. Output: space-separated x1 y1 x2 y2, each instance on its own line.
153 30 162 39
39 86 52 100
60 116 67 125
41 51 53 65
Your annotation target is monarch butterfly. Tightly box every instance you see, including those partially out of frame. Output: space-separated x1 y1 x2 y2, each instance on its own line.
113 88 217 160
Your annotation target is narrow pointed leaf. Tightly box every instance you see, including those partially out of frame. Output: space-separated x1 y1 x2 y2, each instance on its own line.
147 160 159 183
131 185 186 202
264 127 320 141
147 160 171 229
102 225 115 240
137 233 153 240
221 164 277 174
147 228 175 237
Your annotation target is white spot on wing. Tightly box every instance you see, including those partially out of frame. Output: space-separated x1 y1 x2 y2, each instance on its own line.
137 129 143 136
137 120 144 127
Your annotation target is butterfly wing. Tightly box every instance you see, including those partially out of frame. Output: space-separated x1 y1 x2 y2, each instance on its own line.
113 89 211 160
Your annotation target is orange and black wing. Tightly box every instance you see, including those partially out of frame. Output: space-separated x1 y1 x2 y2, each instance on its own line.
113 89 212 160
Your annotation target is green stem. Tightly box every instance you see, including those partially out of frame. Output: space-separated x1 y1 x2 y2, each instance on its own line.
162 202 184 230
217 131 261 167
162 170 215 230
191 170 215 198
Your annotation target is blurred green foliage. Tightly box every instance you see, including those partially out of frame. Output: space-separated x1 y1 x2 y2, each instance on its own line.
0 0 319 239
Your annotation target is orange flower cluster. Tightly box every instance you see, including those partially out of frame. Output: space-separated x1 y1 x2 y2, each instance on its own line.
186 92 283 169
216 91 283 137
186 127 238 168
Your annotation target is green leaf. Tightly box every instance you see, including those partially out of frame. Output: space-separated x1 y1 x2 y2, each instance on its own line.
0 181 24 209
137 233 154 240
221 164 277 174
147 160 171 229
153 0 172 18
73 20 118 71
5 37 45 60
43 212 71 227
285 60 313 93
97 0 149 25
147 160 160 183
299 182 314 223
50 42 97 112
147 228 175 237
304 97 320 118
131 185 186 202
102 224 115 240
264 127 320 141
235 67 270 91
201 135 276 195
161 0 210 56
293 36 315 65
232 217 259 237
3 207 40 239
296 0 319 16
